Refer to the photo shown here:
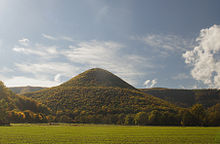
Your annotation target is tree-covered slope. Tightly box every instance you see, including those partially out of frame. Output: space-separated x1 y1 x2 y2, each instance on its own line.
0 81 50 124
24 86 178 114
23 68 180 124
61 68 136 90
24 86 180 124
140 88 220 108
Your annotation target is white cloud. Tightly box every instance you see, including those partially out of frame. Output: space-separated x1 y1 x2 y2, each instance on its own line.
13 41 59 58
183 25 220 88
42 33 57 40
45 46 58 55
62 40 152 85
60 36 75 42
132 34 193 56
0 61 79 87
4 76 59 87
143 79 157 88
18 38 29 46
151 79 157 87
193 85 198 89
0 67 14 73
15 62 78 78
42 34 75 42
143 80 150 86
64 41 122 65
172 73 189 80
10 37 154 87
13 47 46 56
7 62 80 87
143 34 188 51
54 74 62 82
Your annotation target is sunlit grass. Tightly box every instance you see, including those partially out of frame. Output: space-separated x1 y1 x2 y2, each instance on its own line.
0 124 220 144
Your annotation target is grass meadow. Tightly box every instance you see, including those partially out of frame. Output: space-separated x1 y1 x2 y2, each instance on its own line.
0 124 220 144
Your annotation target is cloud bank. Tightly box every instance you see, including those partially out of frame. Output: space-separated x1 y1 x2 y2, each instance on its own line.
63 40 151 83
4 76 59 87
63 40 151 84
183 25 220 88
4 35 153 87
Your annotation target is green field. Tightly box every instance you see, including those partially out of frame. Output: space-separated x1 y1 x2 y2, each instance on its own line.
0 124 220 144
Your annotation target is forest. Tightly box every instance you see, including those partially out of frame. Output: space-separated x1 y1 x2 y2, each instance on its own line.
1 68 220 126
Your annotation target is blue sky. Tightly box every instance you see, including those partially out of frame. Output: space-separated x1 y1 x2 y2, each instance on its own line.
0 0 220 88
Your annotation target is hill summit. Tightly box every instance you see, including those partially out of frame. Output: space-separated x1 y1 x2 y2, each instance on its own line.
61 68 136 90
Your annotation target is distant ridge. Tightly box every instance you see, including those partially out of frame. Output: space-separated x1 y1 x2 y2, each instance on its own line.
140 88 220 108
61 68 136 90
10 86 46 94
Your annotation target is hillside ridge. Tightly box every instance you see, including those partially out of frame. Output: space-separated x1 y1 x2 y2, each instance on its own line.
141 88 220 108
61 68 136 90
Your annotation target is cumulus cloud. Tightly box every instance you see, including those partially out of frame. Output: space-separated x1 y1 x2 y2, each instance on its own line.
143 79 157 88
143 80 150 86
183 25 220 88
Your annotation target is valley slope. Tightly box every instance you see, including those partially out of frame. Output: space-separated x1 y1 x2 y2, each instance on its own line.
0 81 49 124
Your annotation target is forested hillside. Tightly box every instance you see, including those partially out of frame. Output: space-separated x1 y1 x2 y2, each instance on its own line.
61 68 136 90
20 68 220 126
1 68 220 126
25 86 180 124
0 81 50 125
141 88 220 108
23 68 182 125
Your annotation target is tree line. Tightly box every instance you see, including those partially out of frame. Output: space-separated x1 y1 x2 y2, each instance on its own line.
2 103 220 126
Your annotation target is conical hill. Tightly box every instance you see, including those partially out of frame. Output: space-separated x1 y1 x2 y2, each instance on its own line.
61 68 136 90
24 68 179 117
